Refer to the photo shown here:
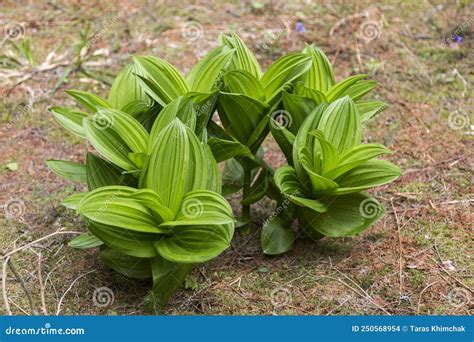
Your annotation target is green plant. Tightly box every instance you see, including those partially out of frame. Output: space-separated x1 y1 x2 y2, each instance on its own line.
265 97 401 254
47 31 401 310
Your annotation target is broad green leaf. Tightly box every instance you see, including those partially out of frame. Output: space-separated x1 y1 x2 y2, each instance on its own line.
260 53 312 102
133 56 188 106
189 91 218 138
146 119 190 214
86 153 133 190
68 233 103 249
292 103 328 180
125 189 174 223
274 165 306 197
217 92 268 145
108 62 151 110
241 169 268 205
78 186 163 233
333 159 402 194
159 190 234 227
222 158 244 195
148 96 196 152
317 96 361 154
155 191 234 263
294 82 328 104
326 75 367 101
219 32 262 78
95 108 149 154
339 80 377 101
64 89 111 112
186 46 234 92
223 70 264 100
302 44 335 92
300 193 385 237
356 100 388 122
308 130 338 175
61 193 86 210
325 144 392 180
154 222 234 263
246 114 270 153
50 107 87 138
89 220 159 258
150 257 193 311
83 117 135 171
101 247 152 279
269 118 296 164
300 156 339 193
282 91 317 134
208 137 252 162
261 216 294 255
46 159 86 183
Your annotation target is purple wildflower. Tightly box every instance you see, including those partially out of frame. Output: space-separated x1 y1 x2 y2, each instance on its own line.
295 22 305 33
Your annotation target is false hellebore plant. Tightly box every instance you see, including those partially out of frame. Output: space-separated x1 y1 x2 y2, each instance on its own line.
47 31 400 310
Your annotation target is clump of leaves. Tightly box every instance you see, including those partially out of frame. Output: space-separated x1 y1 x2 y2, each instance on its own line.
48 31 401 310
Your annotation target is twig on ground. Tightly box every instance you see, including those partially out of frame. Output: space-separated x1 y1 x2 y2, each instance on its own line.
391 198 404 298
2 255 13 315
7 258 38 315
37 252 48 315
3 230 82 258
56 270 96 315
417 281 440 314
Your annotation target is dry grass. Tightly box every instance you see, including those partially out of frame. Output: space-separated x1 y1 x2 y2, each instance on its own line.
0 0 472 315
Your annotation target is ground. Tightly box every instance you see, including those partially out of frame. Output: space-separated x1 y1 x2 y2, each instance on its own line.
0 0 472 315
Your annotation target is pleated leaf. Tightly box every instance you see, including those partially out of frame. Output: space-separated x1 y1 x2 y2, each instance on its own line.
333 159 402 195
46 159 87 183
146 119 190 214
133 56 188 106
50 107 87 138
219 32 262 78
223 70 264 100
68 233 103 249
107 62 151 110
83 118 135 171
260 53 312 102
64 89 111 113
302 44 335 92
77 186 162 233
317 96 361 154
300 193 385 237
101 247 153 280
89 220 159 258
217 92 268 144
186 46 234 92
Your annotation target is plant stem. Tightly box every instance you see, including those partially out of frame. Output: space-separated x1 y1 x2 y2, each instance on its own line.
241 166 252 234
